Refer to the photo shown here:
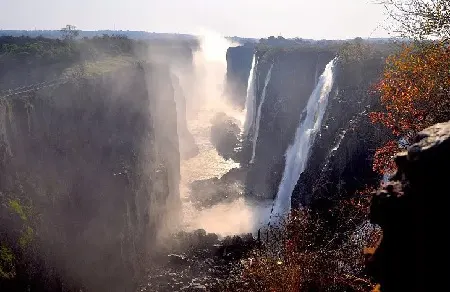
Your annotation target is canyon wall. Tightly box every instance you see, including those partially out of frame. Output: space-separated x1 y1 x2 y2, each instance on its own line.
293 46 390 206
0 62 180 291
243 48 335 199
226 42 393 205
225 45 254 108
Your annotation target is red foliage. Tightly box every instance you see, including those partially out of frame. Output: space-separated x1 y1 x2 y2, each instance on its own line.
370 43 450 172
372 140 401 174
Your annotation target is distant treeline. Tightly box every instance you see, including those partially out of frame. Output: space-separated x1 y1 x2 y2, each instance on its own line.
0 30 196 41
0 35 150 90
0 35 145 63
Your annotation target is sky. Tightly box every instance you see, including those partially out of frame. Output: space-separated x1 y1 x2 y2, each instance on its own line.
0 0 391 39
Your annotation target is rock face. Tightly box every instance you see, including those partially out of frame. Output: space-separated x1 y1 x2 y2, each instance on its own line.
368 121 450 292
210 112 240 161
0 63 181 291
172 74 199 160
244 49 335 199
225 45 255 109
226 43 393 205
292 51 390 206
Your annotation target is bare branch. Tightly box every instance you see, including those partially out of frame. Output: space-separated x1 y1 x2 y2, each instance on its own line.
377 0 450 41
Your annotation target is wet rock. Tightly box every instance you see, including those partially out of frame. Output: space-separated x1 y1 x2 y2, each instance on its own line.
188 283 207 290
190 177 243 208
137 231 257 292
168 254 189 265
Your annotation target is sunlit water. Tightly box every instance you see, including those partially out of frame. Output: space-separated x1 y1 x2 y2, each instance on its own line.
177 31 272 236
179 97 273 236
250 62 274 164
242 54 257 137
272 58 336 218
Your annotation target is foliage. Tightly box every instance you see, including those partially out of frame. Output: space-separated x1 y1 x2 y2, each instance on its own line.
18 226 34 249
381 0 450 42
339 38 374 64
0 36 79 64
224 197 380 292
369 42 450 173
0 244 16 279
5 199 34 249
0 34 145 91
8 199 28 221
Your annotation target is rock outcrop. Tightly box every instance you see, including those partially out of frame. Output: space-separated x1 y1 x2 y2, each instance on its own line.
210 112 240 161
0 62 181 291
138 229 256 292
368 121 450 292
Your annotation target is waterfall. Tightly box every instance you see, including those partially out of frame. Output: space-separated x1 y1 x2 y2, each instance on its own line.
250 62 274 164
272 58 336 217
242 54 257 137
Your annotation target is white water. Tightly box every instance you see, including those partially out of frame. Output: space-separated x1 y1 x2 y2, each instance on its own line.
250 63 274 164
242 54 257 137
272 58 336 217
175 32 272 236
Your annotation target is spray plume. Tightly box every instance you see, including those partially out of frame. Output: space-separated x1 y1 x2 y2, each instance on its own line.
176 29 265 236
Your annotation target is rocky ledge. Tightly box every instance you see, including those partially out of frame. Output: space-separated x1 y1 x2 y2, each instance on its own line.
137 230 256 292
368 121 450 292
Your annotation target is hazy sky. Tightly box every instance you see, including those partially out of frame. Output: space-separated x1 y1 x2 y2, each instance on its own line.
1 0 390 39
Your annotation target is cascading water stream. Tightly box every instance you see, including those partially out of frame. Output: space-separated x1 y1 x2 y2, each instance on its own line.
243 54 257 137
272 58 336 217
250 62 274 164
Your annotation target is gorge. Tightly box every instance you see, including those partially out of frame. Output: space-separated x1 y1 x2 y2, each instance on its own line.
0 33 422 292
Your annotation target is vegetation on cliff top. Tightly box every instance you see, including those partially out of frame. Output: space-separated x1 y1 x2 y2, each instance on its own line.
370 0 450 173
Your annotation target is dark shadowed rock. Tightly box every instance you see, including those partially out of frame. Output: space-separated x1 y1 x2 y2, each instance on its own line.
225 45 255 109
210 112 240 161
368 121 450 292
0 63 181 292
172 73 199 160
189 168 246 209
138 230 256 292
292 52 391 207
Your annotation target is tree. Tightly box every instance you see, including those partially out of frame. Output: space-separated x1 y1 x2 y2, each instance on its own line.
60 24 80 40
380 0 450 42
369 0 450 173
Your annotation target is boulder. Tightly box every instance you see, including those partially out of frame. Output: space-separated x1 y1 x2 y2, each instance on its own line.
368 121 450 292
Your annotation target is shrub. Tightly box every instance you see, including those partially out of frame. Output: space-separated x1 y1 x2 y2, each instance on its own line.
223 196 380 292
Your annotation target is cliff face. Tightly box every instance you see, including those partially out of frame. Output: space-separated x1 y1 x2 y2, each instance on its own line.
225 44 392 204
244 49 335 199
0 63 180 291
171 73 199 160
225 45 254 108
292 51 390 206
368 121 450 292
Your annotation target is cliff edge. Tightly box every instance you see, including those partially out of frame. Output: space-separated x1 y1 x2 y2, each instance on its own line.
369 121 450 292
